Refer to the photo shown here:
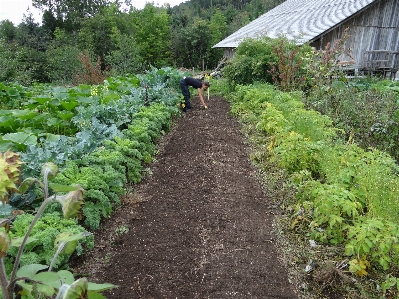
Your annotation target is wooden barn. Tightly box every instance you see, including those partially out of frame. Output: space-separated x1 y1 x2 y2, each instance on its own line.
213 0 399 79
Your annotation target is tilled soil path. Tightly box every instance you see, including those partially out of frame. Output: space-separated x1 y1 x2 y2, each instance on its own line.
73 95 298 299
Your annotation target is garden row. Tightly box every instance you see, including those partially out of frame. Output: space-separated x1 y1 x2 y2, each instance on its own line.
0 67 187 298
227 82 399 297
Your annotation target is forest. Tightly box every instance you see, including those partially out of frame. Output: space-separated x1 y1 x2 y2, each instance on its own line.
0 0 284 86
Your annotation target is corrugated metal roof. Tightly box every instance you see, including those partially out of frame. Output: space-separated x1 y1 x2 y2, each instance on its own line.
213 0 377 48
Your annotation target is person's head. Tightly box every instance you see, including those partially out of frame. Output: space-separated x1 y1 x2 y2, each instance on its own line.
202 81 210 90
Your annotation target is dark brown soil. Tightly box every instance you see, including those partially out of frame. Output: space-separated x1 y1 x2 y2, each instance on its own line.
71 96 299 299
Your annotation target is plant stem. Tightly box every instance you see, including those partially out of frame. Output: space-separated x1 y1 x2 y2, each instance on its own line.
0 258 9 299
8 197 53 295
49 242 66 272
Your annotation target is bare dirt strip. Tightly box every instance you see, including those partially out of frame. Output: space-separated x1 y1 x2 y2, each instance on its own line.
72 95 298 299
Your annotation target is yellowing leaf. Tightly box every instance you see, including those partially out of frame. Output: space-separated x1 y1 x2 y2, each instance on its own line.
356 268 368 277
0 231 10 258
0 151 23 204
56 187 85 219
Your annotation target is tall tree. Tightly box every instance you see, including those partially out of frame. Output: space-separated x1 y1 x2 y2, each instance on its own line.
105 31 144 76
131 4 172 68
177 18 211 69
77 7 117 63
32 0 112 30
208 9 227 67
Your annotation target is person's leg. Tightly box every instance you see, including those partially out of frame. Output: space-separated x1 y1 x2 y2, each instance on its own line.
180 78 191 111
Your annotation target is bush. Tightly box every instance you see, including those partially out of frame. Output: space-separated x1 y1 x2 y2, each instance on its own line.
304 80 399 161
222 36 311 90
222 36 277 88
45 44 81 85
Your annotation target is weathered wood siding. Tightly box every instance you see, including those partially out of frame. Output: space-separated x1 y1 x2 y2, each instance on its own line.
311 0 399 69
223 48 236 58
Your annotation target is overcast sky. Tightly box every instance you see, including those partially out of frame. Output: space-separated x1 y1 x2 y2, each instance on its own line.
0 0 187 25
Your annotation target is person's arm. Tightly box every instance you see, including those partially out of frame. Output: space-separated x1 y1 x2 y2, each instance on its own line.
197 88 207 108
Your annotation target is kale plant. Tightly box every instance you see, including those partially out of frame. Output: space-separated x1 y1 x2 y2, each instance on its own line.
0 157 116 298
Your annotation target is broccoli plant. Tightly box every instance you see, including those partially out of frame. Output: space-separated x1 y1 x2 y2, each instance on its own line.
0 151 116 299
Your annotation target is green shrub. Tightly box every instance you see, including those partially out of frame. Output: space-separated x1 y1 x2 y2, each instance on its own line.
296 180 362 244
222 37 278 88
45 44 81 85
223 37 311 91
304 81 399 160
0 159 114 299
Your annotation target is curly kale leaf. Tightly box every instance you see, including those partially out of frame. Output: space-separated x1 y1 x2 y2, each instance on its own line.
8 212 92 270
82 201 102 230
81 148 126 175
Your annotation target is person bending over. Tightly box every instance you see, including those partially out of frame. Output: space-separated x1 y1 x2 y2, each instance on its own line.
180 76 210 112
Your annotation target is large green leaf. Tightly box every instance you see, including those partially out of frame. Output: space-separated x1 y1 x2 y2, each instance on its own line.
50 99 61 107
33 271 61 288
33 113 47 123
16 264 48 279
36 283 56 296
57 111 74 121
0 139 14 152
47 117 62 126
60 101 79 111
11 109 39 120
0 116 15 127
6 87 21 99
76 84 92 95
2 132 37 145
102 94 119 104
43 133 62 143
87 282 117 292
53 87 69 100
32 96 52 104
57 270 75 285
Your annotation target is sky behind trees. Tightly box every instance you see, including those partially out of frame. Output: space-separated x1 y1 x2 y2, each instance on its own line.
0 0 187 24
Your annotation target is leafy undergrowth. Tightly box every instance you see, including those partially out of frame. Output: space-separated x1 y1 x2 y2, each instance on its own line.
244 125 375 299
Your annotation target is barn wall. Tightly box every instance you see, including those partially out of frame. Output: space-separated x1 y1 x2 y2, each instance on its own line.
223 48 236 58
311 0 399 70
